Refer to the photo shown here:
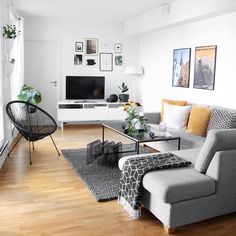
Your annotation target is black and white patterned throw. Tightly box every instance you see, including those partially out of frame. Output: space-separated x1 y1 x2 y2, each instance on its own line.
118 153 191 219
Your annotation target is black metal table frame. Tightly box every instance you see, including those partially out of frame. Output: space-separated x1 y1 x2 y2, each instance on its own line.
102 123 181 154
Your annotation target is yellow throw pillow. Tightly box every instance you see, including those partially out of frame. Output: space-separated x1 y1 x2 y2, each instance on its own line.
187 105 212 136
161 98 187 121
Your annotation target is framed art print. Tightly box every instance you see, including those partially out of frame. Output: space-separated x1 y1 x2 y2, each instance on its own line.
193 45 217 90
75 42 83 52
114 43 122 53
172 48 191 88
85 38 98 55
74 54 83 65
99 53 113 71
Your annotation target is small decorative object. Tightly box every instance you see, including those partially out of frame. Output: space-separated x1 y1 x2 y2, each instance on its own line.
17 84 41 105
115 55 123 66
100 53 113 71
193 45 217 90
108 94 118 102
159 122 167 136
123 101 150 135
3 24 20 39
74 54 83 65
85 38 98 55
172 48 191 88
114 43 122 53
118 82 129 102
75 42 83 52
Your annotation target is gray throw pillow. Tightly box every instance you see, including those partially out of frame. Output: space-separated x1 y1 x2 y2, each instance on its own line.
195 129 236 173
207 108 236 132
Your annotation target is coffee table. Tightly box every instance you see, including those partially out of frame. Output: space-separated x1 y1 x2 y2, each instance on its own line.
102 122 181 154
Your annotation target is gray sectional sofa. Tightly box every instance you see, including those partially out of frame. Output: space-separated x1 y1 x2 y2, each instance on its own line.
118 107 236 233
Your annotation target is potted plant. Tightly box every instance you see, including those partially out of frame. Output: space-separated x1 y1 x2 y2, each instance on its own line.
118 82 129 102
3 24 20 52
18 84 41 112
3 24 20 39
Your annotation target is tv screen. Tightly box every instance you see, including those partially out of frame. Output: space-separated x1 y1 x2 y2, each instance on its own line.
66 76 105 100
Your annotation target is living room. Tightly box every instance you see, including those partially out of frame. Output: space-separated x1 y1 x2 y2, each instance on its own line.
1 0 236 235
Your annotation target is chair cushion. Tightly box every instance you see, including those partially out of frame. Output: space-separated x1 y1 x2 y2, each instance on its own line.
142 167 215 203
207 108 236 132
187 105 212 136
195 129 236 173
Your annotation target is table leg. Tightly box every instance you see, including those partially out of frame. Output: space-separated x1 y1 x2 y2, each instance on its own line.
102 125 105 143
136 142 140 154
178 138 181 150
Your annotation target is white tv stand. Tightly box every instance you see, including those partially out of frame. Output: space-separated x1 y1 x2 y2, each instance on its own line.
57 100 126 129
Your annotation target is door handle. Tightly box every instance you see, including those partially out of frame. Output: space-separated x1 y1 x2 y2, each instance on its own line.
50 81 57 87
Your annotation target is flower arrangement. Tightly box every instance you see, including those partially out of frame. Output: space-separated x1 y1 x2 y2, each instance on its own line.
123 101 150 135
3 24 20 39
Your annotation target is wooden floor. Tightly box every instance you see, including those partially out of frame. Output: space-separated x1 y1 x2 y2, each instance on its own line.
1 125 236 236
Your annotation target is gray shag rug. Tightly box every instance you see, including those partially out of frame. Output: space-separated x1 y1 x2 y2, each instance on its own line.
61 144 150 202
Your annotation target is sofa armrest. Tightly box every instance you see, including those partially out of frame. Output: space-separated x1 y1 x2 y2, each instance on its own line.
144 112 160 124
206 149 236 194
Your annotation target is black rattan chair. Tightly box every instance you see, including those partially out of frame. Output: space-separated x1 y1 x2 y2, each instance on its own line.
6 100 60 164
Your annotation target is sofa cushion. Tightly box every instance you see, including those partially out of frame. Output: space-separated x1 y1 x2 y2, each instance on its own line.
207 108 236 132
163 103 191 130
161 98 187 121
187 105 212 136
142 167 215 203
195 129 236 173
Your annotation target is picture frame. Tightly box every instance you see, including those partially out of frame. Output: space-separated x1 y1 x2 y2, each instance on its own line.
75 42 83 52
74 54 83 65
115 55 123 66
86 58 98 67
99 53 113 71
114 43 122 53
85 38 98 55
172 48 191 88
193 45 217 90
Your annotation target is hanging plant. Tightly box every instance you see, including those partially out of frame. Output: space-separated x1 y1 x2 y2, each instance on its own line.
3 24 20 39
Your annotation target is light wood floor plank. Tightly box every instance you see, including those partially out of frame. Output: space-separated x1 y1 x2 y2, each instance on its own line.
0 124 236 235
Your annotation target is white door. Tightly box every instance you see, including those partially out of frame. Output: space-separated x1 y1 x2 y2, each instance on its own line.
24 40 60 120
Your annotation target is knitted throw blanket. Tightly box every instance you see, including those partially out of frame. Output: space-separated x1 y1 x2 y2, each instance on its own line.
118 153 191 219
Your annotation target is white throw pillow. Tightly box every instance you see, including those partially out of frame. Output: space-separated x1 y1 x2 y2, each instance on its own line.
163 103 191 130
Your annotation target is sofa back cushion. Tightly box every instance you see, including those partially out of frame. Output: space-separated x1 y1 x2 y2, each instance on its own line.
163 103 191 130
187 105 212 136
195 129 236 173
161 98 187 121
207 108 236 132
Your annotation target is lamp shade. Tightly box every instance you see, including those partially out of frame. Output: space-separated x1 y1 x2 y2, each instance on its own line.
125 65 144 75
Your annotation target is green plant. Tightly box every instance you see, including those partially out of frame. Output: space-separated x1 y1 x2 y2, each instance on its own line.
3 24 20 39
17 84 41 105
118 82 128 93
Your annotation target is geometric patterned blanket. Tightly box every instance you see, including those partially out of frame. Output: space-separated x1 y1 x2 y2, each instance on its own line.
118 153 191 219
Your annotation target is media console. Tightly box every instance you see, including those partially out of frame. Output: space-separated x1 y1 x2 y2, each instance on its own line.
57 100 126 129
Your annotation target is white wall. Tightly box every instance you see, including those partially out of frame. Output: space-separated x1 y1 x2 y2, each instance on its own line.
140 12 236 112
24 16 140 100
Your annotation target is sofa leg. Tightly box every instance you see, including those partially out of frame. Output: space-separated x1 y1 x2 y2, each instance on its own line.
164 225 175 234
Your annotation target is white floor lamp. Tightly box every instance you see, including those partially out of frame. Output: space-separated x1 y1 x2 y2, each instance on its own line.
125 65 144 101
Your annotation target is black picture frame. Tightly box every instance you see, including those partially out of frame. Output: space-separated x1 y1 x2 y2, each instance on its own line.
75 42 83 52
99 53 113 71
172 48 191 88
193 45 217 90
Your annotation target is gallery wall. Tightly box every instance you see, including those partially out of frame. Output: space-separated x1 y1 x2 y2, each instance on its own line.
24 16 140 101
139 11 236 112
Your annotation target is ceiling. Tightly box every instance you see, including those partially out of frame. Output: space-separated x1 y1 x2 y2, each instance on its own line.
14 0 173 22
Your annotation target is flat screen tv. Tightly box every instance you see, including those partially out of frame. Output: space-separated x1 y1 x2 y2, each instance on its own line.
66 76 105 100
